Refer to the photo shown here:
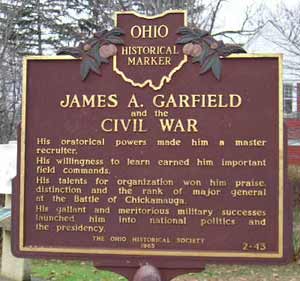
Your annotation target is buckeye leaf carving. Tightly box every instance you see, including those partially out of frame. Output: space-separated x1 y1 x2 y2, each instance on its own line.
106 36 124 45
211 56 222 80
200 54 216 75
176 26 247 81
176 34 196 44
57 27 124 81
176 27 191 35
80 60 90 80
57 47 82 58
80 58 100 80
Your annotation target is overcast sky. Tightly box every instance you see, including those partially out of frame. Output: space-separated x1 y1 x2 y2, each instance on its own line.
218 0 299 30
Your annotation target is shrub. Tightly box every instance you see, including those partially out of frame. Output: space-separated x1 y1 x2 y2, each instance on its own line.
288 165 300 207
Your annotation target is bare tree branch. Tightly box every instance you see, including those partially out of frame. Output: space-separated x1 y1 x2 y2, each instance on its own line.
118 0 128 11
255 3 300 78
208 0 225 33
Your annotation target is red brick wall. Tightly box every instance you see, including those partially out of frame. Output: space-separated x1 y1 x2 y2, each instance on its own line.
287 119 300 139
286 119 300 165
288 146 300 165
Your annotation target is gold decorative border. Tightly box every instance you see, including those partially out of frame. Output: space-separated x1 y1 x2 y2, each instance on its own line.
19 57 27 248
278 54 284 258
19 54 284 258
113 10 188 91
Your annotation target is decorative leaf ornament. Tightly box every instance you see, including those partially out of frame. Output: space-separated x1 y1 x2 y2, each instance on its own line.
57 28 124 80
176 27 246 80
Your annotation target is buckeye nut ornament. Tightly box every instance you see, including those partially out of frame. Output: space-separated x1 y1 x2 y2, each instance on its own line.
99 44 118 58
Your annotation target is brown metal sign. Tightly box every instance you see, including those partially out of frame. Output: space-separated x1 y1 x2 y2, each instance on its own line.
12 10 292 266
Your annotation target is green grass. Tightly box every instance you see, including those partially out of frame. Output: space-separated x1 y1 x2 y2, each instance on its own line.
294 206 300 223
31 260 300 281
288 165 300 212
181 263 300 281
293 206 300 259
31 260 125 281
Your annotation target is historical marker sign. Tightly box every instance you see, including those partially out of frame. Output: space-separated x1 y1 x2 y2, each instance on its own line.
13 10 292 265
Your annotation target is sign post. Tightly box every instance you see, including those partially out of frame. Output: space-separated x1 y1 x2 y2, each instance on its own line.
12 10 292 280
